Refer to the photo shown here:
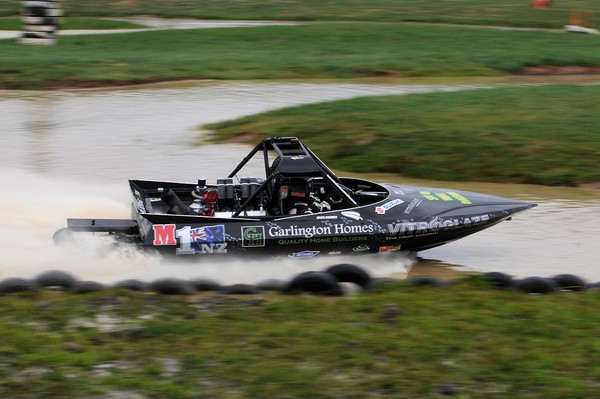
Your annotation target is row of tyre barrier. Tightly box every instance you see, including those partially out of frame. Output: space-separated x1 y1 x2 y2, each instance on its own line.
0 266 594 297
409 272 593 294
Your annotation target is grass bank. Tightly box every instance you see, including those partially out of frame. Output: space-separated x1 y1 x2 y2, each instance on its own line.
0 0 598 29
205 84 600 186
1 279 600 398
2 23 600 89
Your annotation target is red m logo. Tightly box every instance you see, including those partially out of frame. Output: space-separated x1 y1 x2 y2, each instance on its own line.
152 224 176 245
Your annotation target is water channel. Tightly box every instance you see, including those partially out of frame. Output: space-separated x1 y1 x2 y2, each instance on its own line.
1 80 599 284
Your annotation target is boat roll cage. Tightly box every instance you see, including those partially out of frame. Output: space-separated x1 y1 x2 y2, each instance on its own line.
229 137 358 217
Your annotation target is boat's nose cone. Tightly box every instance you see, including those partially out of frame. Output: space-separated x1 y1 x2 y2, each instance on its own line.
433 194 536 218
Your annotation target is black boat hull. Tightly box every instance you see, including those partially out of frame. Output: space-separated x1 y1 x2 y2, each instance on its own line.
56 137 536 259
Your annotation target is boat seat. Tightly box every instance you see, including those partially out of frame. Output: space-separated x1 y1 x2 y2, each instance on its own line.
161 189 194 215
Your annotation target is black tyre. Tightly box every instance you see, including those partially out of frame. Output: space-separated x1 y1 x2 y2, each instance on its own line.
191 278 221 292
409 275 444 287
256 279 285 291
589 282 600 290
150 278 197 295
552 274 588 291
368 277 401 290
35 270 77 289
114 279 149 292
482 272 514 289
514 277 558 294
325 264 372 289
282 271 343 296
220 284 262 295
69 281 104 294
0 278 38 295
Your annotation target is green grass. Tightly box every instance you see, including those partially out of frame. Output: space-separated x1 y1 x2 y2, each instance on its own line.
205 84 600 186
2 23 600 89
1 281 600 398
1 0 599 29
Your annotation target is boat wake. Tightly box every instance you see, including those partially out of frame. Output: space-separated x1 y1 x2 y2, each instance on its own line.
0 170 413 285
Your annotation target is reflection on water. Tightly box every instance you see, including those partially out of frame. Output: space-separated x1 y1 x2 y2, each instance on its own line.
1 80 599 282
0 80 485 183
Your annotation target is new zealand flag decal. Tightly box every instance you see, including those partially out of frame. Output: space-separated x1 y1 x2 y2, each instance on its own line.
191 225 224 243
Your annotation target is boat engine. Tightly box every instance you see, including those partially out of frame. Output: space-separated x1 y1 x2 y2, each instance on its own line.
190 177 266 217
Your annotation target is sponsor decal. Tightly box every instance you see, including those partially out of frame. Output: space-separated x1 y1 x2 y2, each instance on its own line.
178 225 227 255
277 236 368 245
331 236 367 242
448 192 473 205
420 191 472 205
153 224 177 246
328 251 342 256
341 211 362 221
241 226 265 248
379 245 401 253
375 199 404 215
387 214 489 237
290 155 305 160
152 224 227 255
268 223 374 239
289 250 320 259
316 215 338 220
404 198 422 215
352 244 370 252
133 190 146 213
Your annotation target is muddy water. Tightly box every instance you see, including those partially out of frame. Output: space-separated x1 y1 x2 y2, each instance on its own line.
1 80 484 182
1 80 599 284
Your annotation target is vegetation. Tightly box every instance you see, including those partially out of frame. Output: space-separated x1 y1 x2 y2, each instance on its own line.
2 22 600 89
1 0 598 29
1 280 600 398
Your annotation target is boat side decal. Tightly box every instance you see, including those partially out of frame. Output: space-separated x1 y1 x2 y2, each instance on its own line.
403 198 422 215
267 222 374 239
387 214 489 237
375 199 404 215
289 250 320 259
420 191 472 205
153 224 176 245
177 225 227 255
379 245 401 253
316 215 338 220
133 189 147 213
341 211 362 221
352 244 370 252
241 226 266 248
277 236 368 245
152 224 228 255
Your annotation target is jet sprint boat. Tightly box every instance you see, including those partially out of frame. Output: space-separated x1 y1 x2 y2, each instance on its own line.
55 137 536 258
